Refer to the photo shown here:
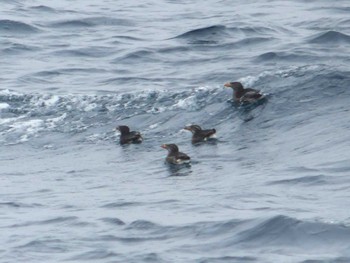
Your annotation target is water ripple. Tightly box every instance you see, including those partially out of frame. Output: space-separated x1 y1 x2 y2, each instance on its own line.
10 216 79 228
267 175 327 186
0 20 40 34
309 30 350 44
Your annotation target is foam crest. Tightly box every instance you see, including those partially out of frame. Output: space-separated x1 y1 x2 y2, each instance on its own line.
0 65 338 144
0 87 220 144
238 65 323 87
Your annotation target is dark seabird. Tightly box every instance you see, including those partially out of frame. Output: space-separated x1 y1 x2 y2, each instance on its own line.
184 124 216 144
116 125 143 145
161 144 191 164
224 81 264 104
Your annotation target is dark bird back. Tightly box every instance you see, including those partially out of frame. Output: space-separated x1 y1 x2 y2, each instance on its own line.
224 81 264 104
116 125 143 145
161 144 191 164
184 125 216 144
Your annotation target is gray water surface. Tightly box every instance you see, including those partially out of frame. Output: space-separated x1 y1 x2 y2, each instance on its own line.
1 1 350 262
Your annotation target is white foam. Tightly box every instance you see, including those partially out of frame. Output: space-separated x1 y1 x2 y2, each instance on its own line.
84 102 97 111
9 119 44 138
85 133 102 142
0 89 21 96
46 113 67 128
173 95 197 110
0 103 9 110
149 106 166 113
44 95 60 106
0 117 20 125
238 65 321 87
149 123 160 129
238 75 259 87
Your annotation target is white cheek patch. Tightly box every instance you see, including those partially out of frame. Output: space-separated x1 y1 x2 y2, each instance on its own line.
176 159 190 164
209 134 217 138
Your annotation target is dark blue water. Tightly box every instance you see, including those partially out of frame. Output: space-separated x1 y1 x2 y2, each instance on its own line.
1 1 350 262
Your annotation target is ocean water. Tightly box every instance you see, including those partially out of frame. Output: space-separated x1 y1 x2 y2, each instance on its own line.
1 0 350 262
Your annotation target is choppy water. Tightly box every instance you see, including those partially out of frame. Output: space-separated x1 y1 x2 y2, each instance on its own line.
1 0 350 262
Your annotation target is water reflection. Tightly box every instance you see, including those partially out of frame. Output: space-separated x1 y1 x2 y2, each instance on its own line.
166 163 192 177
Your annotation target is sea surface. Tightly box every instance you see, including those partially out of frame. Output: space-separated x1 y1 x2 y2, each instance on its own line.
1 0 350 262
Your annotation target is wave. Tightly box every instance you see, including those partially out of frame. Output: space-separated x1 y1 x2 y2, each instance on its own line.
173 24 280 46
199 256 257 263
0 19 40 34
1 65 349 145
309 30 350 44
68 249 120 260
29 5 57 13
301 258 350 263
0 65 350 144
133 253 164 263
102 201 143 208
98 215 350 255
255 51 317 62
169 215 350 254
212 37 274 51
50 20 94 28
99 217 126 225
16 238 66 253
338 18 350 27
173 25 228 45
1 43 39 55
319 160 350 174
174 25 277 40
175 25 227 39
51 47 112 58
0 202 42 208
49 17 133 29
10 216 79 228
267 175 327 186
233 215 350 248
115 49 159 63
233 37 273 46
127 220 161 230
240 25 279 35
116 215 348 247
0 86 221 144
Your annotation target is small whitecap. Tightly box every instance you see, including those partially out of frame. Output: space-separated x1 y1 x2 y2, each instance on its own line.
0 117 18 125
240 65 322 85
149 123 160 129
84 102 97 111
46 113 67 128
238 76 259 87
173 95 197 110
24 120 44 134
9 119 44 139
194 86 210 92
0 103 9 110
32 94 60 107
85 133 102 142
10 119 43 130
149 106 166 113
179 128 187 134
0 89 21 96
43 144 54 149
44 95 60 106
19 134 29 142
